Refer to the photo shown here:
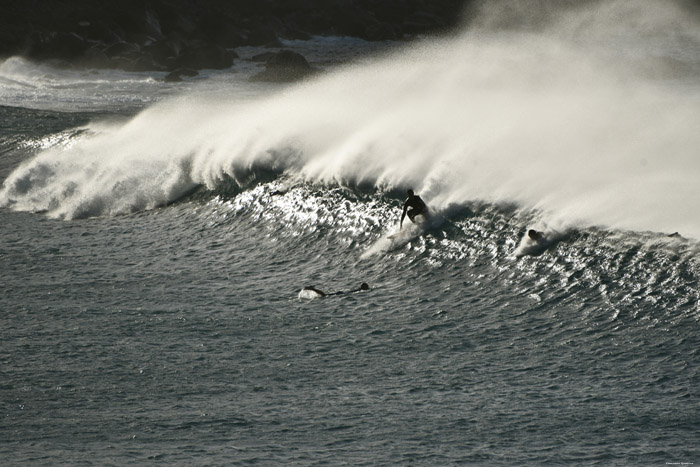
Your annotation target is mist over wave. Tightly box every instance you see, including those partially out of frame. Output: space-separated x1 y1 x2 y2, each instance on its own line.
2 0 700 238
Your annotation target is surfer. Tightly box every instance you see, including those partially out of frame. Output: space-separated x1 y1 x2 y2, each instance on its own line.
302 283 369 297
528 229 543 241
400 189 428 229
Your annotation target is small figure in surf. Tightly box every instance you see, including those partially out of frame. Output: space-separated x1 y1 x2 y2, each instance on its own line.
666 232 689 242
302 283 370 297
528 229 543 241
514 229 551 258
400 189 428 229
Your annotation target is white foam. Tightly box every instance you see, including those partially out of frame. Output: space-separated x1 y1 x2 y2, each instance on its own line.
2 0 699 237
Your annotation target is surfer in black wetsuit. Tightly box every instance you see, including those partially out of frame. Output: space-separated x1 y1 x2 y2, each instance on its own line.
528 229 543 241
302 283 369 297
400 189 428 229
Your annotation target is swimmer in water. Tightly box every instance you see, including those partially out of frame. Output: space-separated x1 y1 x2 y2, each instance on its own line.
302 283 370 297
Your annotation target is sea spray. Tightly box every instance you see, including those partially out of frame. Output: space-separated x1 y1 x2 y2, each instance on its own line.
2 0 699 238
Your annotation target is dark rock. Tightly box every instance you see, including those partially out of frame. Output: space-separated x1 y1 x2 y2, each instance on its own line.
403 11 449 35
269 50 311 69
164 67 199 82
144 9 164 40
76 20 124 44
0 0 470 69
251 52 278 63
124 32 159 47
0 23 24 58
103 41 140 58
156 6 198 38
278 20 313 41
208 26 248 49
126 52 164 72
26 31 90 61
365 22 401 41
44 59 75 70
79 44 112 68
250 50 316 83
196 12 248 47
143 37 183 68
174 42 235 70
332 3 381 38
370 1 414 23
244 25 283 47
101 41 166 71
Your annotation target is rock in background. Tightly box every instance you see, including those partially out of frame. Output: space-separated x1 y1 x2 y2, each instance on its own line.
0 0 469 72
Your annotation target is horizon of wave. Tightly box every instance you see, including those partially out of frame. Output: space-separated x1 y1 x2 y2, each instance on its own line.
1 0 699 239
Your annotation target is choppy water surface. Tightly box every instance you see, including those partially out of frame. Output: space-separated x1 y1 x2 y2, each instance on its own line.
3 168 699 464
2 1 700 464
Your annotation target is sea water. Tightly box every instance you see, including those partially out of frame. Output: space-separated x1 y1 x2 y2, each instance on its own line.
2 1 700 464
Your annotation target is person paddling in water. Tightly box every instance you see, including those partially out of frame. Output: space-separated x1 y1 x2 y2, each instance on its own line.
303 283 370 297
400 189 428 229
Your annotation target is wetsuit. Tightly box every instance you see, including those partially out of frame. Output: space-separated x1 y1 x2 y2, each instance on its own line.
401 194 428 227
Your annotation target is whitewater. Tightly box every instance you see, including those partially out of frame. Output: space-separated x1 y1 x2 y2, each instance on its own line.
2 1 700 237
2 1 699 464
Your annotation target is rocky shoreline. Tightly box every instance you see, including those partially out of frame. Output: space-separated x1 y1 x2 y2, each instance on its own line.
1 1 468 81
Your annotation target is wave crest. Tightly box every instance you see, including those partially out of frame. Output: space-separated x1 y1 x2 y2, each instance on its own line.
2 0 700 236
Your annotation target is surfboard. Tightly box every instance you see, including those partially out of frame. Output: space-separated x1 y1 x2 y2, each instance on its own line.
298 288 323 299
362 214 433 259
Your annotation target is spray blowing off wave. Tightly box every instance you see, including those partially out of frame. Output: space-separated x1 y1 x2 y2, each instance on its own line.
2 0 700 238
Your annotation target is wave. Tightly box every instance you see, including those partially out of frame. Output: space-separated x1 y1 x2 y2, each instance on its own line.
192 179 699 322
2 0 700 239
0 57 168 112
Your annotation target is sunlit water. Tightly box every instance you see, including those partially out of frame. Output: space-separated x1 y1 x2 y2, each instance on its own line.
2 2 700 464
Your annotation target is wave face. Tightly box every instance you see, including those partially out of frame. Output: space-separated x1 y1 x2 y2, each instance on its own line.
2 1 700 238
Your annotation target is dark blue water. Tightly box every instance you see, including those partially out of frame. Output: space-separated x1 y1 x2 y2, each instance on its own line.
3 6 700 463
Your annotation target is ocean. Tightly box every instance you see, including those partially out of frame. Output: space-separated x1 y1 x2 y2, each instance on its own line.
2 2 700 465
